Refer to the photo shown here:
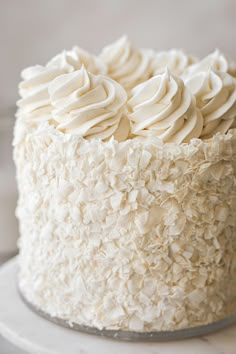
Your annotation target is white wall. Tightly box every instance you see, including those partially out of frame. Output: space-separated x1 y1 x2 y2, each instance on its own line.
1 0 236 108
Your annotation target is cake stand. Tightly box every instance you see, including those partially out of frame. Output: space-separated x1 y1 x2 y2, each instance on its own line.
0 258 236 354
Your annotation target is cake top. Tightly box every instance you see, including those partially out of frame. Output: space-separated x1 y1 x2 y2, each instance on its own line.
16 36 236 144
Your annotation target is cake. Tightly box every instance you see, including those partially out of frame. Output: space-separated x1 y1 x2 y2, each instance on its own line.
14 36 236 335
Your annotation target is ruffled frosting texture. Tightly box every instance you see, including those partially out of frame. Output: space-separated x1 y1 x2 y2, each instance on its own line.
17 39 236 143
100 35 153 91
47 46 107 75
185 70 236 138
128 69 203 143
49 66 129 141
17 65 64 120
152 49 197 77
184 49 236 78
17 47 106 120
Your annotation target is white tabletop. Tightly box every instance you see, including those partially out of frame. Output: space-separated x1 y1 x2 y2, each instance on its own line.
0 255 25 354
0 257 236 354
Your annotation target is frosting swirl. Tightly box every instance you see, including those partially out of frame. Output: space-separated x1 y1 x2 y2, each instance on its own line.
99 35 153 91
48 66 129 141
17 47 106 120
17 65 64 120
47 46 107 75
184 49 236 78
127 69 203 144
152 49 197 77
185 70 236 138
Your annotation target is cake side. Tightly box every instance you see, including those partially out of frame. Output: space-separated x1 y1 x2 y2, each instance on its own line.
14 119 236 332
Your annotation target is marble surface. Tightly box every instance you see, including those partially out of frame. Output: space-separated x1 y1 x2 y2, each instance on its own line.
0 258 236 354
0 256 25 354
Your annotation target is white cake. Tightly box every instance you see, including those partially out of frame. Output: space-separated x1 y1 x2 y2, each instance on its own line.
14 37 236 333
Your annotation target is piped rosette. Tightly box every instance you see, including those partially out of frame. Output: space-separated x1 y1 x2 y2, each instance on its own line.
100 35 153 93
127 69 203 144
151 49 197 77
17 47 106 121
48 66 129 141
185 70 236 138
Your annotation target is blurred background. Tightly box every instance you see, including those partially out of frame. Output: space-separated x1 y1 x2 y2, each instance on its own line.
1 0 236 108
0 0 236 352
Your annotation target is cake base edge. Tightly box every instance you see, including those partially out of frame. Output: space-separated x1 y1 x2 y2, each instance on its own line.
18 286 236 342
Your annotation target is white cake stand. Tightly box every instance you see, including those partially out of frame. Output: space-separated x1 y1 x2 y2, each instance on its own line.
0 258 236 354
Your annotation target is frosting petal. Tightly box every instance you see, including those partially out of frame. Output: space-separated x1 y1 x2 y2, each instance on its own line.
48 66 129 141
17 65 63 120
100 35 153 91
17 47 107 121
185 70 236 138
128 69 203 144
184 49 236 79
48 46 107 75
152 49 197 77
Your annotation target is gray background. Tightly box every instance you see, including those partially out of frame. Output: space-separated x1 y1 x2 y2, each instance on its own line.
0 0 236 352
1 0 236 110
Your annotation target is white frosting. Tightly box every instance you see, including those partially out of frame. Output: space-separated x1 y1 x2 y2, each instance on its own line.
152 49 197 77
184 49 236 78
17 47 107 121
14 119 236 332
48 66 129 141
185 70 236 138
47 46 107 75
17 65 63 121
128 69 203 143
100 36 153 91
